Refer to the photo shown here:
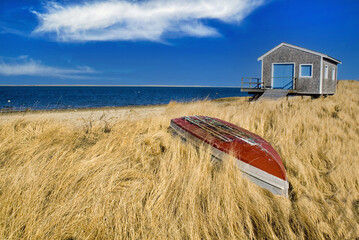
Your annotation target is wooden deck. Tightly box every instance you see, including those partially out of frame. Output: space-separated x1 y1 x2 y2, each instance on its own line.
240 77 300 101
242 88 299 101
242 88 298 94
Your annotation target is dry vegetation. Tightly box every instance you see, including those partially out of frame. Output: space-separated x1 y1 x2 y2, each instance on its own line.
0 80 358 239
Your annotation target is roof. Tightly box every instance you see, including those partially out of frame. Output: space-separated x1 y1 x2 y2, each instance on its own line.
257 42 342 64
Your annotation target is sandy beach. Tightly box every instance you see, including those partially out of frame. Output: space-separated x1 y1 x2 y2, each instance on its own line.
0 105 167 125
0 96 248 125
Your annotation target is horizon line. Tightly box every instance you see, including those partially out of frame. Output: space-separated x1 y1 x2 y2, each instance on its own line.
0 84 243 88
0 79 353 87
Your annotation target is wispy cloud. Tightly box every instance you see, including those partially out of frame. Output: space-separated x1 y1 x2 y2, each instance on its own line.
0 56 97 79
33 0 264 42
0 25 27 37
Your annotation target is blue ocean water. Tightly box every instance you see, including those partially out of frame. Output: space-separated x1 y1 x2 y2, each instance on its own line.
0 86 250 111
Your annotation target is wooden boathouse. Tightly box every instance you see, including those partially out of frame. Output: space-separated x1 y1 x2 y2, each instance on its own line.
242 43 342 100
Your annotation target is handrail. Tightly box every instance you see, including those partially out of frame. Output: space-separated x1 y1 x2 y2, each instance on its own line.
241 77 263 89
241 77 297 90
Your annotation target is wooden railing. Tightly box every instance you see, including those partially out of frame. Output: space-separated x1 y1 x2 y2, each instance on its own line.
241 77 263 89
241 77 298 90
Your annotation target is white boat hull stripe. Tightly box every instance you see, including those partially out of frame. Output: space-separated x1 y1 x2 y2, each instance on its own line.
170 121 289 197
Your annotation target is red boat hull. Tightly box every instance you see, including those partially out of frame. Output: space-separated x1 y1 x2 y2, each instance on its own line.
170 116 288 197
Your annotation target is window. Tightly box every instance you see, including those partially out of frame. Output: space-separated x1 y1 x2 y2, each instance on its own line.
324 65 329 79
332 67 336 81
300 64 312 77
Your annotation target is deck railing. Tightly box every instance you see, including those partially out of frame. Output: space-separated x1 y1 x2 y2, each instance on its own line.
241 77 263 89
241 77 298 90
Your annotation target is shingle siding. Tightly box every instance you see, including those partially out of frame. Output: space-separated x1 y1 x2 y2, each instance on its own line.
322 58 337 94
262 45 322 94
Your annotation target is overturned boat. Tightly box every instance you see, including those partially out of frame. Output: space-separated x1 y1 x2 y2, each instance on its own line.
170 116 289 197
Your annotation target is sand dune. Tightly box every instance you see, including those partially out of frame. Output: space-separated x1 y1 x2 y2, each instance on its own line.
0 81 358 239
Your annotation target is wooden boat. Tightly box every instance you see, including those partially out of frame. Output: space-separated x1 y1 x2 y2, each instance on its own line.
170 116 289 197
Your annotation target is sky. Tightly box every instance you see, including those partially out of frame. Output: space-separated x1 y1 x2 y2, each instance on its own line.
0 0 358 86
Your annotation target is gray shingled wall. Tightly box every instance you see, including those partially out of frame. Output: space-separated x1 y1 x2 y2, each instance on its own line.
262 45 322 94
322 58 337 94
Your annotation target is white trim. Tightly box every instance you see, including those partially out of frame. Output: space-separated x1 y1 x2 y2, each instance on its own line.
320 57 323 94
170 121 289 197
258 42 342 64
324 65 329 79
299 64 313 78
261 59 264 88
271 62 295 89
332 67 336 81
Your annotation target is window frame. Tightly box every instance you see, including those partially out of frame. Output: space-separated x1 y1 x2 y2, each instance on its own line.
332 67 336 81
299 64 313 78
324 65 329 79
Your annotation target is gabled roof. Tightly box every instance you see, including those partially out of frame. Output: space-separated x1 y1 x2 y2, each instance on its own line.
257 42 342 64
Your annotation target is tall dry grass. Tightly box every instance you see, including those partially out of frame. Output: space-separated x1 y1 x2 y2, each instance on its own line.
0 80 358 239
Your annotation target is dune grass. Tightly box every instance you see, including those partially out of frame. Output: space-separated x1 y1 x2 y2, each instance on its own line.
0 80 358 239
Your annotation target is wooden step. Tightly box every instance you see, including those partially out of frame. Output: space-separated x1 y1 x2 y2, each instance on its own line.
257 89 289 100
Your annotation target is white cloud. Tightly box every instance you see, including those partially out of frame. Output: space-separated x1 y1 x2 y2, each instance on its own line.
33 0 264 42
0 56 97 79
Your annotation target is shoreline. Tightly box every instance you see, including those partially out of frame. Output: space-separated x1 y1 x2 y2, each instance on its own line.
0 97 248 115
0 96 247 125
0 103 168 115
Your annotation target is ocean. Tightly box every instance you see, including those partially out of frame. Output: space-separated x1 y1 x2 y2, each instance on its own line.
0 86 250 111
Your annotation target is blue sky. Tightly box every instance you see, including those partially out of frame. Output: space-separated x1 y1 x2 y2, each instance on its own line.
0 0 358 86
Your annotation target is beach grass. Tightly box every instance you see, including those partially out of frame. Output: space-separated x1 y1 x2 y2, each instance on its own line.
0 80 358 239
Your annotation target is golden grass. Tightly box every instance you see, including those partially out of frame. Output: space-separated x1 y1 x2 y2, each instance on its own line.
1 80 359 239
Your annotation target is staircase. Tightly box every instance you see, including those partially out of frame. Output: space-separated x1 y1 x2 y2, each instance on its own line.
255 89 290 101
